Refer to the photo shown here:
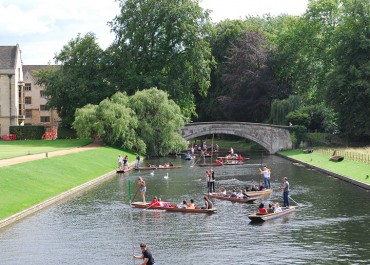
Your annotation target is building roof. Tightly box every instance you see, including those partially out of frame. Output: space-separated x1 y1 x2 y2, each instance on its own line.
0 45 17 69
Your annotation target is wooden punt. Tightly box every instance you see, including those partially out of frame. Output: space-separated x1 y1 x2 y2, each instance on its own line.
131 202 217 214
197 163 224 167
222 162 245 166
245 189 273 198
248 206 296 222
116 167 134 174
134 166 182 170
330 155 344 162
217 157 250 160
204 193 257 203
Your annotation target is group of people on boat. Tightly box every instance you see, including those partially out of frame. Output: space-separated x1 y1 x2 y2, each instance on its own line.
146 162 174 168
258 202 283 214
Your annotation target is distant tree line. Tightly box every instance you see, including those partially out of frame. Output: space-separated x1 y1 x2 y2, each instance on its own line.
36 0 370 148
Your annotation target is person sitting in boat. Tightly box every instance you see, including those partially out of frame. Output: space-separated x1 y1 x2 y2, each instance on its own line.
229 189 238 198
169 161 174 167
148 197 161 207
267 203 275 213
274 203 282 213
187 199 195 209
147 163 157 168
158 198 164 207
251 185 258 191
216 158 223 165
242 189 250 199
259 183 266 191
258 203 268 214
177 200 188 208
218 187 227 197
202 196 214 209
237 154 243 160
236 190 245 199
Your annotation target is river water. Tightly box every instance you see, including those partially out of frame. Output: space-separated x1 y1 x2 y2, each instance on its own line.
0 154 369 264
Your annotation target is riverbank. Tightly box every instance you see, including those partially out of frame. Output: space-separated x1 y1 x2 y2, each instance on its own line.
278 149 370 190
0 146 137 228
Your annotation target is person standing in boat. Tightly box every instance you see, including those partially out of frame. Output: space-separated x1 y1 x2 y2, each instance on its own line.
259 165 271 189
205 171 210 192
209 168 216 193
134 243 155 265
280 177 290 207
138 177 146 203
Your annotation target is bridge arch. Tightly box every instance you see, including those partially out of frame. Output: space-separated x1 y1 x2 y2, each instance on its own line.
182 122 292 154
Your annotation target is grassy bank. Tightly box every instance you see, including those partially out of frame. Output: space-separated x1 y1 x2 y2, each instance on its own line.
0 146 136 220
0 139 93 160
278 149 370 184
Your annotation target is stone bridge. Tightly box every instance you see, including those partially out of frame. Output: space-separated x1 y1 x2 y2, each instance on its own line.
182 122 292 154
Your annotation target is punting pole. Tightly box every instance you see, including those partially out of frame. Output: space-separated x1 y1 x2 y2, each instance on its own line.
128 180 136 265
289 196 300 207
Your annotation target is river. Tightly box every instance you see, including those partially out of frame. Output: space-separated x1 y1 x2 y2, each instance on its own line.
0 154 369 264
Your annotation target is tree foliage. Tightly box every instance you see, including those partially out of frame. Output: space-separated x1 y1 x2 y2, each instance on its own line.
36 33 111 126
326 0 370 140
128 88 187 156
218 30 288 122
72 89 187 156
107 0 214 118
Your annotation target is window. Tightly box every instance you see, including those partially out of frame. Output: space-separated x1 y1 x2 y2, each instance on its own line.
25 97 31 104
25 83 31 91
40 90 46 97
26 109 32 118
40 116 50 122
40 105 47 111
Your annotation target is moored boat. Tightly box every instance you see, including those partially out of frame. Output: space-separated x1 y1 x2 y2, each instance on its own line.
198 163 223 167
204 193 257 203
248 206 296 222
116 167 134 174
134 166 182 170
330 155 344 162
131 202 217 214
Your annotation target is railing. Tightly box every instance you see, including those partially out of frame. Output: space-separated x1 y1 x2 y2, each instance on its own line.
317 149 370 164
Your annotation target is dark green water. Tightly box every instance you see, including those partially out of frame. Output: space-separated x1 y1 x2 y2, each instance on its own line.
0 155 369 264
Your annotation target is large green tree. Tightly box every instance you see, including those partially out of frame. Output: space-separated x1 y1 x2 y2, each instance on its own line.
73 89 187 156
128 88 187 156
107 0 214 118
36 33 111 126
326 0 370 139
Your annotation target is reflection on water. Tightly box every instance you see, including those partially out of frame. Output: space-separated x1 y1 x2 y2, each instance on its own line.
0 155 369 264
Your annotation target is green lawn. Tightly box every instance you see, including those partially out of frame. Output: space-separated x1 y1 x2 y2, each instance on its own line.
0 139 93 160
0 146 136 220
278 149 370 184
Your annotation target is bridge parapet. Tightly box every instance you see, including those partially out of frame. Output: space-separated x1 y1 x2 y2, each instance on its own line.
182 122 292 154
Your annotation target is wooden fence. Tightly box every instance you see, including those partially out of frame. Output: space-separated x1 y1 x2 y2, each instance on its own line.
317 149 370 164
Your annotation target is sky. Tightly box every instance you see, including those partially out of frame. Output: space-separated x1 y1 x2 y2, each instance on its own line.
0 0 309 65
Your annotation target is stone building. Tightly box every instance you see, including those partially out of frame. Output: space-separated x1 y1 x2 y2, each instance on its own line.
0 44 25 135
23 65 61 129
0 44 60 136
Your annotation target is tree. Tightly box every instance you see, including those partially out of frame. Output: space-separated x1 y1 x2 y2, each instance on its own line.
107 0 214 118
128 88 187 156
36 33 111 126
73 92 142 151
326 0 370 140
218 30 288 122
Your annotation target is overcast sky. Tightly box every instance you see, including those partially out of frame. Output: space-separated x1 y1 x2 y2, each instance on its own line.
0 0 308 65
